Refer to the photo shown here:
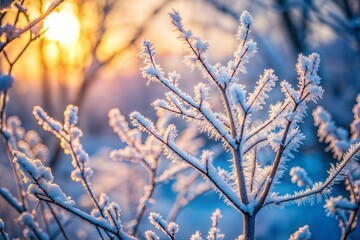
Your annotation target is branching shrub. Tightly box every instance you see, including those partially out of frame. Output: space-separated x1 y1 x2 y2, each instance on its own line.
131 10 360 239
314 95 360 240
0 4 359 240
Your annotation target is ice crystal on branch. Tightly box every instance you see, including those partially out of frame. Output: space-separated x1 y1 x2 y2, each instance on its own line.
207 209 224 240
290 167 313 187
33 105 94 183
148 212 179 239
145 230 160 240
29 106 137 239
64 105 78 132
18 212 49 240
312 97 360 239
13 151 74 207
191 231 203 240
0 219 9 240
246 69 277 113
313 106 350 159
236 11 253 40
135 9 360 240
33 106 62 137
289 225 311 240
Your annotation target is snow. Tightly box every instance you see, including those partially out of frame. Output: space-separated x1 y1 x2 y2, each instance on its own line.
239 11 253 28
194 37 210 53
64 105 78 131
229 83 247 113
207 227 225 240
149 212 169 235
167 221 179 235
313 106 350 159
131 111 247 212
325 196 357 215
191 231 203 240
194 83 210 104
246 69 277 113
18 212 49 240
169 10 193 39
290 167 313 187
236 11 253 40
168 71 181 87
289 225 311 240
210 209 222 227
145 230 160 240
33 106 63 135
13 151 75 207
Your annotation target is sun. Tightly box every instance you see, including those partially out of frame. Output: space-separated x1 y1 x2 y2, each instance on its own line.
44 8 80 47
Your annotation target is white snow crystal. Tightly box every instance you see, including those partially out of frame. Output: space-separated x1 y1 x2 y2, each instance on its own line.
289 225 311 240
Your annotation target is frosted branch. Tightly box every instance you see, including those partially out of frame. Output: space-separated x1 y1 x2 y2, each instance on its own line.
0 0 65 51
131 112 246 213
267 142 360 206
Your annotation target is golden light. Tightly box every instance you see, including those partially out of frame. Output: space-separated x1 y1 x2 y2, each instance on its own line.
44 8 80 47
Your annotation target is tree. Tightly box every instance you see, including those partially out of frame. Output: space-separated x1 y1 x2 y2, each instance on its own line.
133 10 360 239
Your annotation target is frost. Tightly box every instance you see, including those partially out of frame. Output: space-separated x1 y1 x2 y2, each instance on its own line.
145 230 160 240
289 225 311 240
134 10 360 237
290 167 313 187
246 69 278 113
236 11 253 40
33 106 62 136
0 218 9 240
13 151 75 207
210 208 222 227
191 231 203 240
240 11 253 28
229 84 247 113
18 212 49 240
207 209 224 240
64 105 78 131
148 212 178 239
168 221 179 235
313 106 351 159
324 196 357 216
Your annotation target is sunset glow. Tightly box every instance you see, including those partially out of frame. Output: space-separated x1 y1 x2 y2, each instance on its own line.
44 8 80 47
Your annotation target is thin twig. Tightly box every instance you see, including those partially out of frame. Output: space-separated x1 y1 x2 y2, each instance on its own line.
45 201 70 240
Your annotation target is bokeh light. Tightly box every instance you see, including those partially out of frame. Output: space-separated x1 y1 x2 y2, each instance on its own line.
44 7 80 47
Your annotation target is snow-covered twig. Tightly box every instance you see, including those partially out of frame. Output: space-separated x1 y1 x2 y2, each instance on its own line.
0 0 64 51
33 106 105 217
266 142 360 206
0 187 25 213
289 225 311 240
148 212 178 240
131 112 246 212
0 219 9 240
135 10 357 240
140 41 235 148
